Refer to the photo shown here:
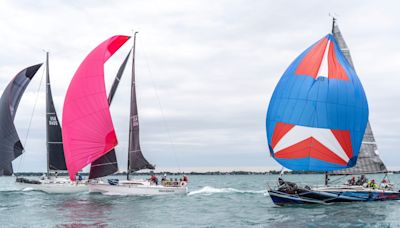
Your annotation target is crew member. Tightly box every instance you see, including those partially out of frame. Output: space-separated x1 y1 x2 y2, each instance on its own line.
278 177 298 194
347 176 356 185
150 174 158 185
368 179 378 189
183 175 188 182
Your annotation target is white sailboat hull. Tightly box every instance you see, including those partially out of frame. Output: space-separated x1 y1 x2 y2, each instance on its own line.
16 177 88 193
89 179 188 196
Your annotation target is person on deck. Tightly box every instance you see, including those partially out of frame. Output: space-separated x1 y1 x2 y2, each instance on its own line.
356 175 368 186
277 177 298 194
368 179 378 189
355 176 362 185
380 178 393 190
348 176 356 185
150 175 158 185
161 174 168 186
161 173 167 182
183 175 188 182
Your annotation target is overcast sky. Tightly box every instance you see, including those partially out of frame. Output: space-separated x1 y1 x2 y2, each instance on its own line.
0 0 399 172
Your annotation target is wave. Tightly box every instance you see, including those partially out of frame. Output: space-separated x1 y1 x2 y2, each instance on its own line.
188 186 268 196
102 192 129 196
0 189 24 193
0 188 40 194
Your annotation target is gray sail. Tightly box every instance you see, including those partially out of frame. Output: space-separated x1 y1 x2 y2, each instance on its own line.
0 64 42 174
128 33 154 178
108 50 132 104
46 53 67 172
0 163 13 176
329 19 387 175
89 50 132 179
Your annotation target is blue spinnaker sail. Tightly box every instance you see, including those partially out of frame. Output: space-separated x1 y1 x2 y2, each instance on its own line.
266 34 368 171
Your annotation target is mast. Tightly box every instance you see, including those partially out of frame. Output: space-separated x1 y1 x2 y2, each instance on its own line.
46 52 68 174
127 32 138 180
46 52 50 177
126 32 155 180
329 18 387 175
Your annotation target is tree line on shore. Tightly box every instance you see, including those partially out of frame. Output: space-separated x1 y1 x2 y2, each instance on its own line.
15 170 399 176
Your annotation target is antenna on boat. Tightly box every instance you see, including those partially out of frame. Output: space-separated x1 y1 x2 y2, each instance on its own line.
329 13 338 33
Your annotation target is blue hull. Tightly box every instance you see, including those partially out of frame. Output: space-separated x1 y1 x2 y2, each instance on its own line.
268 189 400 206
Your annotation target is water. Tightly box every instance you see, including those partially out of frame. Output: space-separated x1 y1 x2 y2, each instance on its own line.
0 174 400 227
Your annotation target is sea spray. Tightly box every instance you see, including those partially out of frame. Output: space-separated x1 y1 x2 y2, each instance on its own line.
188 186 268 196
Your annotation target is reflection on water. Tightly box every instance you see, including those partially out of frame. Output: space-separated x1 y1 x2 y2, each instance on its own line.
55 195 112 227
267 200 393 227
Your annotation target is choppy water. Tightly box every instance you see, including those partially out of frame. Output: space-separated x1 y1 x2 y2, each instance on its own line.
1 174 400 227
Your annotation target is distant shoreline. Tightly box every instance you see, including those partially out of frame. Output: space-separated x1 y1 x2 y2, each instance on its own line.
13 170 399 176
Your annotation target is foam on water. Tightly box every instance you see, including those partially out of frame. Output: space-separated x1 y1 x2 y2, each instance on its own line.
188 186 268 196
102 191 129 196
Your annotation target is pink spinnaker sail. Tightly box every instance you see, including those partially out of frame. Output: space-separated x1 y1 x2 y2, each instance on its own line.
62 35 130 180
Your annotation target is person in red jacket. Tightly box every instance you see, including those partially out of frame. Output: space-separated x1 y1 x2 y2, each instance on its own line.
183 175 188 182
150 174 158 185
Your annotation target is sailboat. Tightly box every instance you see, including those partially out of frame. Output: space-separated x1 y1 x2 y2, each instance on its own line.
0 64 42 176
15 53 87 193
62 34 188 195
16 46 134 193
266 18 400 205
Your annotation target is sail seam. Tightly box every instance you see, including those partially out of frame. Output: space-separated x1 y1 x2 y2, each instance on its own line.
91 162 118 167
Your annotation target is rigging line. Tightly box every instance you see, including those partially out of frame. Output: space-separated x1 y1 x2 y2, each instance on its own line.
141 50 182 173
329 174 349 184
16 63 46 174
279 166 284 177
